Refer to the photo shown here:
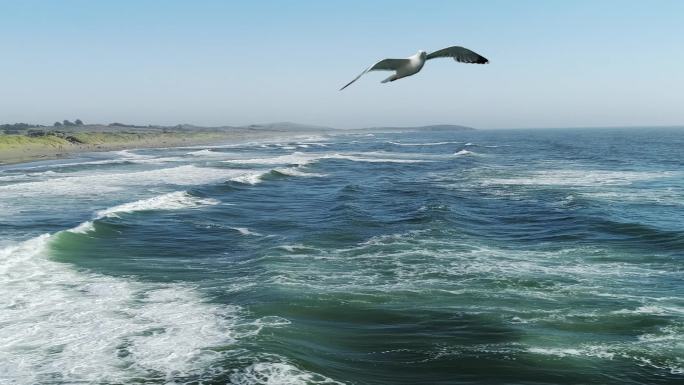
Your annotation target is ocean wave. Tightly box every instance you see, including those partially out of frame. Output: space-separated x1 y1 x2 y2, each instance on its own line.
328 153 428 163
387 141 463 146
453 149 476 156
223 152 320 166
272 167 327 178
113 149 153 160
527 346 616 359
0 165 245 197
230 227 263 236
484 170 678 187
187 149 224 157
584 189 684 206
230 362 344 385
69 191 220 234
223 152 429 166
230 170 272 185
526 335 684 375
0 234 273 384
611 305 684 316
0 170 58 182
228 167 321 185
4 155 181 174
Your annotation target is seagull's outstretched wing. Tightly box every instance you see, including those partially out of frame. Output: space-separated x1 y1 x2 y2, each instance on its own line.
340 58 410 90
426 46 489 64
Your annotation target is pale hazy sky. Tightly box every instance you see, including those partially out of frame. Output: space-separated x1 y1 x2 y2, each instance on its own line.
1 0 683 129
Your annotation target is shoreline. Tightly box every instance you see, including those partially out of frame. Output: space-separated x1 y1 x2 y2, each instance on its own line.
0 129 323 166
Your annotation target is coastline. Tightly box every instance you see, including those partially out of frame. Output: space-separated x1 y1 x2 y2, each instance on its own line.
0 129 320 166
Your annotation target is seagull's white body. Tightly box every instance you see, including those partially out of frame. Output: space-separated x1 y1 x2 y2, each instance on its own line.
340 46 488 90
386 51 427 84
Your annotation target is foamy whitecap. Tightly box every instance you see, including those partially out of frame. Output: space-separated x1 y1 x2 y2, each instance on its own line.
453 149 475 156
328 153 427 163
230 362 344 385
584 189 684 206
0 234 255 384
273 167 326 178
526 336 683 374
187 149 222 156
97 191 220 217
68 191 220 234
230 170 271 185
231 227 263 236
527 346 615 359
611 305 684 316
113 149 152 160
388 141 463 146
223 151 430 166
0 165 244 197
484 170 678 187
223 152 321 166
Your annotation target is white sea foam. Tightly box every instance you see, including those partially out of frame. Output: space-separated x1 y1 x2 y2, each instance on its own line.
453 149 476 156
223 152 319 166
273 167 326 178
223 151 429 166
0 173 32 182
0 165 243 197
68 191 220 234
113 149 152 160
527 346 615 359
101 191 219 216
0 234 260 384
231 170 271 185
231 362 344 385
526 335 683 374
388 141 463 146
328 153 427 163
612 305 684 316
277 244 319 253
298 142 329 147
485 170 678 187
231 227 263 236
584 189 684 206
185 149 226 157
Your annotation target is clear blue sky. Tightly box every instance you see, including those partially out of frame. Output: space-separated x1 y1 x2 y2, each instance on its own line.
1 0 683 129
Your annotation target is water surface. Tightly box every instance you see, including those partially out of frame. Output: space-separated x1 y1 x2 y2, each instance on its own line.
1 128 682 384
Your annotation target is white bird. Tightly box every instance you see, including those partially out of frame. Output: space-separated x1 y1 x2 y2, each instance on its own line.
340 46 489 90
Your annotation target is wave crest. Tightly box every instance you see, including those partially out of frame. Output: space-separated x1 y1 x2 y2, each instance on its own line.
69 191 220 234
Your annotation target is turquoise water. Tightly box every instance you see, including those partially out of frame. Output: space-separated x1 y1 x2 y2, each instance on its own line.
1 128 682 384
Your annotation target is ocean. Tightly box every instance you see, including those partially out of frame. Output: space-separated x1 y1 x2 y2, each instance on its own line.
0 127 682 384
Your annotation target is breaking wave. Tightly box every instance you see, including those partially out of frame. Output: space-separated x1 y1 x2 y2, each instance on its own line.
0 234 248 384
69 191 220 233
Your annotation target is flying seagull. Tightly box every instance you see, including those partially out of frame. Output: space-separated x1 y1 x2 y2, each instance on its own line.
340 46 489 90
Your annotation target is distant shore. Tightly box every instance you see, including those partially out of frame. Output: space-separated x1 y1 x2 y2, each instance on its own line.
0 128 316 165
0 122 475 165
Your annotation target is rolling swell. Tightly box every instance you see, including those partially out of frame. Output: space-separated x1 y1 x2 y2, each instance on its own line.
0 161 342 384
1 128 683 384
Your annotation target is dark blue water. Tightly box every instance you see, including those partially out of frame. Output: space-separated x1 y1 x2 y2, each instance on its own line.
1 128 682 384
